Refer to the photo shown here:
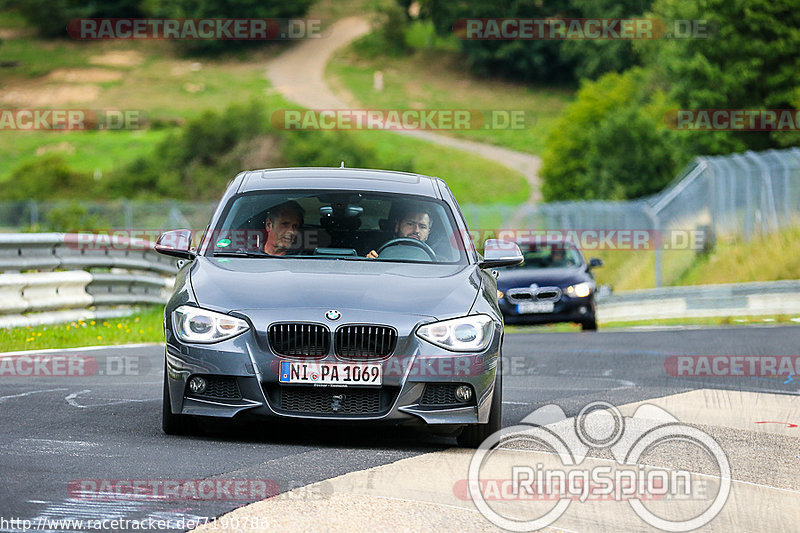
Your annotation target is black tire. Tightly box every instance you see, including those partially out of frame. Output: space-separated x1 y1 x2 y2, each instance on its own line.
457 362 503 448
581 317 598 331
162 369 192 435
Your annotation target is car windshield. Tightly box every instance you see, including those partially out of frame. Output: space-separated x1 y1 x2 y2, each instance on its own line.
205 190 468 264
505 243 583 269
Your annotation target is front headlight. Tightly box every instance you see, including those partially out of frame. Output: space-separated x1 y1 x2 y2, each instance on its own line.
416 314 494 352
566 282 593 298
172 305 249 343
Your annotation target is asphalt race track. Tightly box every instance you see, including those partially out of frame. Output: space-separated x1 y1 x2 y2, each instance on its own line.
1 325 799 532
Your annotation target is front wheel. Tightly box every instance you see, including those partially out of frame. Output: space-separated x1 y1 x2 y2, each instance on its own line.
581 317 598 331
457 364 503 448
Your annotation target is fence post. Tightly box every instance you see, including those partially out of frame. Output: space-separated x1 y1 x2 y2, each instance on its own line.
730 154 753 240
645 207 661 288
124 199 134 230
744 151 779 233
28 200 39 228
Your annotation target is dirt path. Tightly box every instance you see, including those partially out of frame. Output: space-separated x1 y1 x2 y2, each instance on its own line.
266 16 542 213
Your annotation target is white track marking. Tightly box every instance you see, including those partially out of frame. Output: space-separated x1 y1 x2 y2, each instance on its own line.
0 343 162 357
0 388 68 404
64 389 151 409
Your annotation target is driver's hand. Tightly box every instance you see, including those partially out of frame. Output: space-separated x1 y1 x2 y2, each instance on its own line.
366 250 378 259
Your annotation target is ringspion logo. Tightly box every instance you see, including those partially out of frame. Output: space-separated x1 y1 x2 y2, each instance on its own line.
467 401 730 531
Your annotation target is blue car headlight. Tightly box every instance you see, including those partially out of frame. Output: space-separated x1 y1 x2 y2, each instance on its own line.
566 282 593 298
416 314 494 352
172 305 249 343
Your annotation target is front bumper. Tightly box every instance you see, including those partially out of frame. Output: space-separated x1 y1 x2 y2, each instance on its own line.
164 308 501 427
499 294 595 325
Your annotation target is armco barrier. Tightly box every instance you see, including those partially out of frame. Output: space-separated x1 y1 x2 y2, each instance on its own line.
2 233 797 328
0 233 176 328
596 280 800 323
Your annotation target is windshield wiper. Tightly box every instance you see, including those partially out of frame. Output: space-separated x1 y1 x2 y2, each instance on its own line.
212 250 273 258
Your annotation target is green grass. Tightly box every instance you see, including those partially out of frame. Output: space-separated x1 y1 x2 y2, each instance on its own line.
355 130 529 204
592 225 800 292
327 22 573 155
0 129 172 180
0 25 527 204
0 306 164 352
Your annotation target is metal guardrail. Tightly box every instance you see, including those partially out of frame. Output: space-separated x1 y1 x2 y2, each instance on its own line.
1 234 797 328
596 280 800 323
0 233 176 328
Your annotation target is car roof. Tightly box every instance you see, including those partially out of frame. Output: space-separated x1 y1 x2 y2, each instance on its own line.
236 167 443 198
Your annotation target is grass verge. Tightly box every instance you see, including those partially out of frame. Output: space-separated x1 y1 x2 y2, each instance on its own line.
505 314 800 334
0 306 164 352
326 21 573 155
592 225 800 291
0 26 527 204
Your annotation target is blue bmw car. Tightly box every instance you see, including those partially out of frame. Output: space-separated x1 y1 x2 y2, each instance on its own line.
497 239 602 330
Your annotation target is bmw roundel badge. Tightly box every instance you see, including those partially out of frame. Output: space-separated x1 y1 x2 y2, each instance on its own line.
325 310 341 321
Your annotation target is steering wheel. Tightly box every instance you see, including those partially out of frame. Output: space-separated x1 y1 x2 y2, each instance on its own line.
376 237 437 261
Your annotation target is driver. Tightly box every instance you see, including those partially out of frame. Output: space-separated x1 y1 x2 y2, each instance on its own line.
550 247 566 266
263 201 304 256
366 206 432 259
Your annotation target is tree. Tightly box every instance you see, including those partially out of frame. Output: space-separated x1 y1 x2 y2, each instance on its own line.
637 0 800 153
540 68 688 201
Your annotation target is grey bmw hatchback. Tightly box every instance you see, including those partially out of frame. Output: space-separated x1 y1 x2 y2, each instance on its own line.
155 167 522 447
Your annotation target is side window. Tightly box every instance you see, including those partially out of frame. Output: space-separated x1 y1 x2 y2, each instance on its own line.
440 184 475 258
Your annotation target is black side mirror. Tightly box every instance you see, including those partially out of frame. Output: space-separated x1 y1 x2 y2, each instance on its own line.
589 258 603 268
155 229 195 260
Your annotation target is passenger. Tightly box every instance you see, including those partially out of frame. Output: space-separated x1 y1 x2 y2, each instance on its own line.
263 201 304 256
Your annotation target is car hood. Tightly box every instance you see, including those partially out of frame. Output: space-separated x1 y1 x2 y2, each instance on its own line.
189 257 482 319
496 267 590 291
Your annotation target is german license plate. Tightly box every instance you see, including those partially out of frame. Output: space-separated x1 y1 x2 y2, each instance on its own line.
517 301 555 314
279 361 382 386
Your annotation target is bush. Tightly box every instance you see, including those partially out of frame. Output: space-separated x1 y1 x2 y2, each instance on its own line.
419 0 650 84
637 0 800 154
107 101 413 200
43 203 103 232
561 0 653 80
1 155 96 201
8 0 143 37
540 68 689 201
